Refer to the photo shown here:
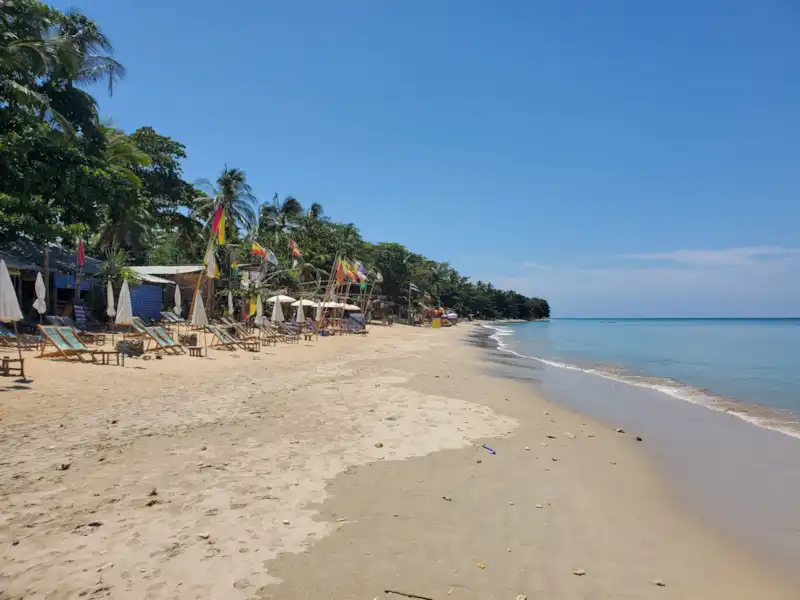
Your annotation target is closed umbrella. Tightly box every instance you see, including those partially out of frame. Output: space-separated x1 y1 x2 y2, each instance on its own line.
227 290 234 316
106 281 116 318
115 280 133 366
271 297 284 322
191 290 209 355
174 284 182 317
0 260 25 377
256 294 263 325
33 272 47 316
315 302 323 322
296 300 305 323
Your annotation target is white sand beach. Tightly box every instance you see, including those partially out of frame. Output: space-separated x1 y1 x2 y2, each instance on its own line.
1 325 797 599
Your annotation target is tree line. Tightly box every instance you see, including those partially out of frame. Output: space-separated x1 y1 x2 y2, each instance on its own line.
0 0 550 320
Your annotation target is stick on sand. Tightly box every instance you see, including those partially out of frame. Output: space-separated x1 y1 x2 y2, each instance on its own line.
384 590 434 600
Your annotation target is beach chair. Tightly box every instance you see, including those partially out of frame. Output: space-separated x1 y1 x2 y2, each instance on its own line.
208 324 259 352
221 317 262 345
0 323 40 350
38 325 92 362
256 321 294 344
151 326 186 354
141 326 183 355
161 311 185 324
60 315 106 346
278 322 301 343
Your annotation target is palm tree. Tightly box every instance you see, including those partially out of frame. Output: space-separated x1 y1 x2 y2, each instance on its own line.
195 167 258 238
101 124 151 187
307 202 324 221
95 197 152 258
259 193 303 245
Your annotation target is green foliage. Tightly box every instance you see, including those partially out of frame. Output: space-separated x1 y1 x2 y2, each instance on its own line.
0 0 550 320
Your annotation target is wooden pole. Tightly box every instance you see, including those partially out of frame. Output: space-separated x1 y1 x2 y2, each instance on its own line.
12 321 25 379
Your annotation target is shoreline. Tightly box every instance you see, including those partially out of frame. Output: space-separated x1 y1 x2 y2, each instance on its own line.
1 326 797 598
481 321 800 441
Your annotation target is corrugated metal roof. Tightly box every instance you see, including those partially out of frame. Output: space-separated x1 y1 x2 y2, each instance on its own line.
132 265 203 275
130 270 175 285
0 240 101 273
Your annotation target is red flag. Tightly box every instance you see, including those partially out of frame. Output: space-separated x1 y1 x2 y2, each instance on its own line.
77 239 86 267
335 258 344 283
289 239 302 257
211 205 225 244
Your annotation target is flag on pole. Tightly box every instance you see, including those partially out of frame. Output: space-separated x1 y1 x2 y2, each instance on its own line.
211 205 225 244
204 240 219 279
289 239 302 257
355 261 368 281
76 239 86 267
335 258 345 283
265 249 279 265
251 242 267 258
409 283 419 293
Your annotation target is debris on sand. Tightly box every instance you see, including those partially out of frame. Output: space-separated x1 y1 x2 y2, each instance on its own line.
59 462 71 471
649 578 666 587
636 436 643 442
615 428 625 434
572 569 586 576
375 442 384 448
442 496 453 502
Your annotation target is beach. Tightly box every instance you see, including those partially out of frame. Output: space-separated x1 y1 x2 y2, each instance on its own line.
1 325 797 599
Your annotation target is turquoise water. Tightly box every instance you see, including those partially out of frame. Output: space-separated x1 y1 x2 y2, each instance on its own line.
487 318 800 437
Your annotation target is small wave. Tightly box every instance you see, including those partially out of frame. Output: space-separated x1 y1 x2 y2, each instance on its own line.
476 324 800 441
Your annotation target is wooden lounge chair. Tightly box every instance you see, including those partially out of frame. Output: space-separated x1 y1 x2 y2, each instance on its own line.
0 323 40 350
220 317 264 345
151 326 186 354
208 324 260 352
255 321 293 344
38 325 92 362
161 311 185 324
142 326 184 355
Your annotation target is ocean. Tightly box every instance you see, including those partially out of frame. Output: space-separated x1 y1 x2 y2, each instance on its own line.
474 318 800 571
486 318 800 439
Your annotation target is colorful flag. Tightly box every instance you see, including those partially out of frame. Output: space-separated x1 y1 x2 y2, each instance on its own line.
355 260 368 282
265 249 279 265
76 239 86 267
230 251 239 278
204 241 219 279
335 258 345 284
289 239 302 257
211 205 225 244
251 242 267 258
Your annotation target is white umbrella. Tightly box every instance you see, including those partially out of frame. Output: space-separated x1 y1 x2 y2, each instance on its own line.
33 272 47 315
174 284 182 316
0 260 24 375
271 297 285 322
343 303 361 311
322 301 344 308
296 300 305 323
115 280 134 366
191 290 209 355
227 290 234 316
115 280 133 325
106 281 116 318
315 301 323 322
290 299 317 307
256 294 263 325
266 294 296 303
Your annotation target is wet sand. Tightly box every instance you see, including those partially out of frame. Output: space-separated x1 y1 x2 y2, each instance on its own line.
1 325 797 599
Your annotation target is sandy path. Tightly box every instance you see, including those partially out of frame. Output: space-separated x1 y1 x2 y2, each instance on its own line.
0 328 513 599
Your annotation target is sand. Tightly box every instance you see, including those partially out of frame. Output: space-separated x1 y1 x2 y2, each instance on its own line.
0 325 797 599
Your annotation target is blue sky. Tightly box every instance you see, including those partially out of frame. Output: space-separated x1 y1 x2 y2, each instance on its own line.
54 1 800 317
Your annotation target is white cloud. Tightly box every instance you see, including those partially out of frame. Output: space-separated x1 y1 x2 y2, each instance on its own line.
486 248 800 317
620 246 800 267
520 261 552 269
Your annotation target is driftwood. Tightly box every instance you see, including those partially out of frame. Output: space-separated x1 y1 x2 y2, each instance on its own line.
384 590 433 600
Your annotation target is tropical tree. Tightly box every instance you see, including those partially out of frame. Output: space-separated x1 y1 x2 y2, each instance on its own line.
195 167 257 238
258 193 303 246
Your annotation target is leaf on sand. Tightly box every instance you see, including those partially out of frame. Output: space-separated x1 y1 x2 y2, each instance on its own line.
476 562 486 569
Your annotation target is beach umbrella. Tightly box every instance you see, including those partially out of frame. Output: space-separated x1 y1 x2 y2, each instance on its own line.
115 280 133 366
191 290 209 355
343 303 361 311
271 296 285 322
106 281 116 318
315 302 323 322
33 272 47 316
266 294 296 303
296 299 305 323
174 284 182 317
256 294 263 325
227 290 234 316
290 299 317 307
0 260 25 375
